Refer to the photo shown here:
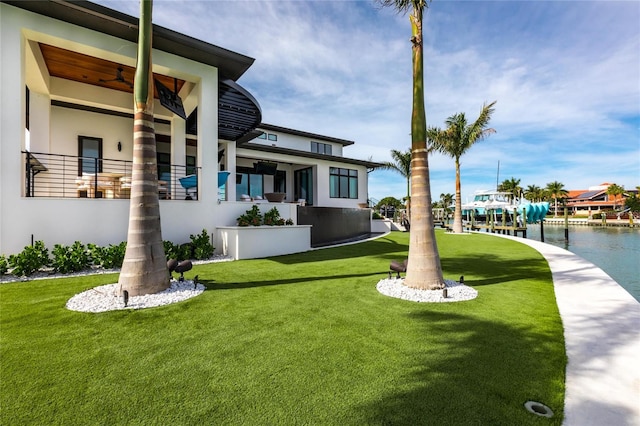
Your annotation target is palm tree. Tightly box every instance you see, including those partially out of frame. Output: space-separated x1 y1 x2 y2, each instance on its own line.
430 101 497 233
524 184 544 202
498 177 521 199
379 0 444 290
379 149 411 202
439 192 454 220
606 183 625 210
118 0 170 297
545 181 568 217
439 192 454 209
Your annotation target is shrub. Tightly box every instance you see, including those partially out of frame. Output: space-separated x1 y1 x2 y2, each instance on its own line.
263 207 285 226
164 241 191 261
0 255 7 275
88 242 126 269
372 211 383 220
8 241 50 277
103 242 126 269
51 241 90 274
237 205 263 227
190 229 215 260
163 240 181 261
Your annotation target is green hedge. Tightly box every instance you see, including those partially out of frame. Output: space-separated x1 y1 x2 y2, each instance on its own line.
0 229 215 278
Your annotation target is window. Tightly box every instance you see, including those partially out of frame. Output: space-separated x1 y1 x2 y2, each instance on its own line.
236 166 264 200
157 152 171 182
294 167 313 206
156 134 172 181
186 155 196 175
274 170 286 193
258 132 277 142
25 86 30 131
25 87 31 151
330 167 358 199
311 141 332 155
78 136 103 174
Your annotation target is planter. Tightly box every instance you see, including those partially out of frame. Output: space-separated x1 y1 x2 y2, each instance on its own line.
265 192 286 202
371 219 392 233
217 225 312 260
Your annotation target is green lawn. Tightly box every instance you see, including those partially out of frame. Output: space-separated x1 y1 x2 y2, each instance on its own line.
0 231 566 425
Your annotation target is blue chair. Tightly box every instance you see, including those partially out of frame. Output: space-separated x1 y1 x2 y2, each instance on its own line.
179 174 197 200
218 171 230 188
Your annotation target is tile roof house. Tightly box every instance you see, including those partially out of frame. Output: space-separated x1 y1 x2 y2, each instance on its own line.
566 183 633 215
0 0 380 257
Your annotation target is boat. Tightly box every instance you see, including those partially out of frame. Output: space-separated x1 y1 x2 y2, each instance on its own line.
460 190 550 224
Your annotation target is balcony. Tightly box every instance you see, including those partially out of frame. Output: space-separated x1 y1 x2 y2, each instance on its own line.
23 151 201 200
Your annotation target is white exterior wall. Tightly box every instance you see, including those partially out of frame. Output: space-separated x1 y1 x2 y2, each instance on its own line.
1 4 26 255
0 3 223 255
237 147 369 208
0 3 372 257
50 107 134 160
252 131 345 157
217 225 311 260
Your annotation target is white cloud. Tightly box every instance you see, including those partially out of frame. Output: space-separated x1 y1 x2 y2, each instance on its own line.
94 0 640 203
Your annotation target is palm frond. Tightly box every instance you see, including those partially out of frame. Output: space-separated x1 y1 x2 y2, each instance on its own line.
378 0 431 14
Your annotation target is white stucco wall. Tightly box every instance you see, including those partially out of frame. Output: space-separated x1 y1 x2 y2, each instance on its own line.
1 2 372 257
253 130 345 157
236 147 369 208
0 3 222 255
217 225 311 260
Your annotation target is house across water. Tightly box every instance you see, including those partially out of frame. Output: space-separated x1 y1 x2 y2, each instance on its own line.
0 0 381 257
565 183 636 217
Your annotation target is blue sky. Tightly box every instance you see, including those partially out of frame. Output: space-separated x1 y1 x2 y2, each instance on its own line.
95 0 640 204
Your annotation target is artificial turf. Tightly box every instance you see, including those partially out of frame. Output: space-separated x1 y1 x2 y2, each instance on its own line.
0 230 566 425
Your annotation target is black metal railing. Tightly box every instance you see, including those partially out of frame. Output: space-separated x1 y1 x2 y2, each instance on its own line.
23 151 201 200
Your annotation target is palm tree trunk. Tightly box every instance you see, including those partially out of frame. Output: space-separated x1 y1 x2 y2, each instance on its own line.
452 158 463 233
404 9 444 290
118 0 169 297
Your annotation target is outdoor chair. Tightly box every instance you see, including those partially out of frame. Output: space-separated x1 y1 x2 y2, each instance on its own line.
179 174 197 200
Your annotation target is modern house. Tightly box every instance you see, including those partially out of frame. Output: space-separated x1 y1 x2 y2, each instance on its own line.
0 0 380 257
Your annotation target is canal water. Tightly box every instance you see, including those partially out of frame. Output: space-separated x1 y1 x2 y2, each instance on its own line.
524 224 640 302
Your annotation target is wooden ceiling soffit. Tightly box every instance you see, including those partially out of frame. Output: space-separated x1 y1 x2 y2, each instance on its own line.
38 43 185 99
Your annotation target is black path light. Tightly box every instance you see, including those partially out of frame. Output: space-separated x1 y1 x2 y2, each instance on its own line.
174 260 193 282
167 258 178 277
389 259 408 279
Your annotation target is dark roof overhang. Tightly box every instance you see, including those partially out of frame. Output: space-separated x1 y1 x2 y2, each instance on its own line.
187 79 262 142
238 143 382 169
3 0 254 80
258 123 355 146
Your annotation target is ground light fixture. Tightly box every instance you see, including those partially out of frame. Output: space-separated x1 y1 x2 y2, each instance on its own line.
524 401 554 418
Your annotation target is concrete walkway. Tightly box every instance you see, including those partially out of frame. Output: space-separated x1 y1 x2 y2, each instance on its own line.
495 234 640 426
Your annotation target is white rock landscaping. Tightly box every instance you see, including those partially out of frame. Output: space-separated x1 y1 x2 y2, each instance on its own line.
376 278 478 303
66 280 205 313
